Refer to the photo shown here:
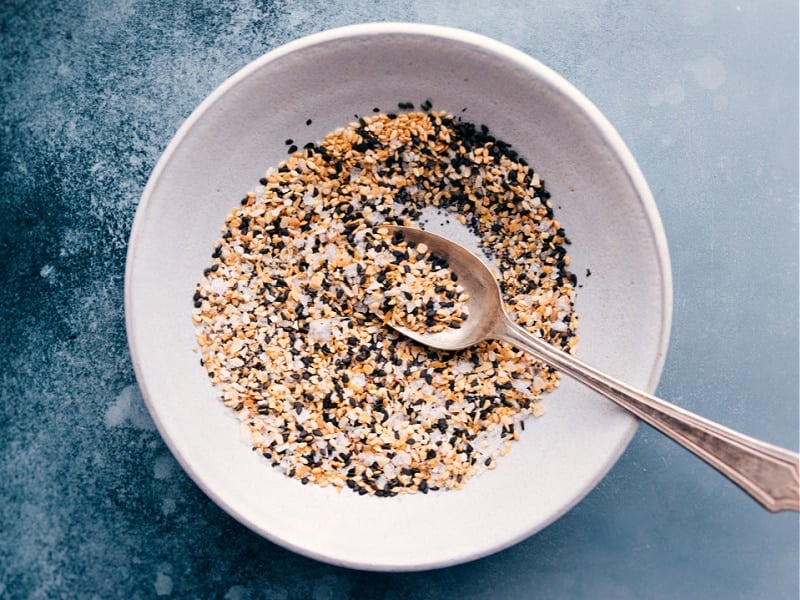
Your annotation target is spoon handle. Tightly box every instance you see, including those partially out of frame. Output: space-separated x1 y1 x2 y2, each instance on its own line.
499 317 800 512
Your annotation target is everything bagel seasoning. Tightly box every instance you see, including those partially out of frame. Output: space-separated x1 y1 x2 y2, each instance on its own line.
192 109 579 496
370 230 471 335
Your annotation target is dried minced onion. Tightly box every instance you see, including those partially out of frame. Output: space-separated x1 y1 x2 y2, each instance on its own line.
192 108 579 496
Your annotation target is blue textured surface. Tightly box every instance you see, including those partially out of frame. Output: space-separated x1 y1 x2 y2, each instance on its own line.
1 1 797 598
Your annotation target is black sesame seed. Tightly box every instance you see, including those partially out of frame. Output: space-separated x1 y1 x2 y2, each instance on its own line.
195 107 578 497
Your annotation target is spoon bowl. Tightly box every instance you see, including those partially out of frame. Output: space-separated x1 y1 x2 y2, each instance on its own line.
383 225 508 351
383 225 800 513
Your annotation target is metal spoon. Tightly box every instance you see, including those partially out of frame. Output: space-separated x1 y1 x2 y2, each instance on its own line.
382 225 799 512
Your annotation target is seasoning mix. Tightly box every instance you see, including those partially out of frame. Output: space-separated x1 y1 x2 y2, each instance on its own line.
192 106 579 496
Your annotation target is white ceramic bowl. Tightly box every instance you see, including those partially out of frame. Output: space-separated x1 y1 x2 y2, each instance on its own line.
126 23 672 571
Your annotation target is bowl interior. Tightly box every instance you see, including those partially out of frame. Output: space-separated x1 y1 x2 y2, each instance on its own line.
126 23 671 570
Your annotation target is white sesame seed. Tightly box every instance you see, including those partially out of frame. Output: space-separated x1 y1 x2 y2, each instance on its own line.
192 110 580 496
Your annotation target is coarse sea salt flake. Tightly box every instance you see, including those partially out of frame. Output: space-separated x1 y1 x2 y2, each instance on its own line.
324 243 338 261
210 279 227 294
308 319 332 342
454 360 473 374
392 450 411 467
365 211 385 226
193 110 579 497
342 263 360 281
511 379 531 392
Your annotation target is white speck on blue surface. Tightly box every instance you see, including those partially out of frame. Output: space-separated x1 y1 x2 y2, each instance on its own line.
39 264 56 283
105 384 156 430
685 56 727 90
153 453 176 480
162 496 177 516
155 567 174 597
663 82 687 105
225 584 251 600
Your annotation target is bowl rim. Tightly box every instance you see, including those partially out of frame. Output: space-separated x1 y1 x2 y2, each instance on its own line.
125 22 673 570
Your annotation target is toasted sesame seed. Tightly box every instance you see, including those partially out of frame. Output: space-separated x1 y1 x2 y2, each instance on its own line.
192 109 579 497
